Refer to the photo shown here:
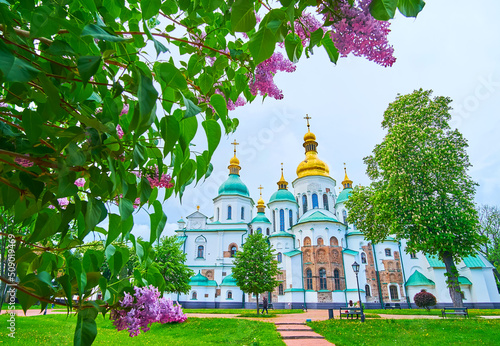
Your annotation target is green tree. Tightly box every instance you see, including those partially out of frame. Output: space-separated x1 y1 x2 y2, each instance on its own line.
153 236 194 294
346 89 482 308
477 204 500 285
232 233 280 314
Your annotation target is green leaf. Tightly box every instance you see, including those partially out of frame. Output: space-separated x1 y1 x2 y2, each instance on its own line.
141 0 161 20
231 0 256 32
198 73 213 95
106 214 121 247
202 119 221 161
119 198 134 221
81 24 128 42
77 56 101 84
138 73 158 117
249 28 276 66
158 62 188 90
321 35 339 64
84 199 105 238
58 171 78 197
285 33 303 63
70 259 87 295
181 93 202 118
369 0 398 20
74 307 98 346
150 200 167 243
160 115 180 155
397 0 425 17
20 171 44 201
0 41 39 82
56 274 72 309
309 28 324 49
209 94 228 122
178 159 196 189
133 142 147 168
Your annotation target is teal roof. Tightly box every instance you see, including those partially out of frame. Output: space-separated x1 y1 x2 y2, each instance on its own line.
406 270 435 286
335 188 352 205
284 288 305 292
251 212 271 224
284 250 301 257
342 249 358 256
346 231 364 236
463 255 485 268
189 272 218 286
177 236 187 244
177 218 185 223
269 189 296 203
217 174 250 197
220 274 238 286
268 231 294 238
296 211 340 225
344 288 365 292
425 254 445 268
458 276 472 285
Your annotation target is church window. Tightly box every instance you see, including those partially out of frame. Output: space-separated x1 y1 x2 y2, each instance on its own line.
312 194 319 209
334 269 340 290
279 209 285 232
227 206 232 220
306 269 313 290
317 237 324 246
302 195 308 213
289 210 293 227
330 236 338 246
273 210 276 232
410 253 417 259
323 194 329 210
319 268 327 290
191 291 197 300
385 248 392 257
365 285 371 297
217 208 220 221
230 245 237 257
257 227 262 234
277 252 282 263
389 285 399 300
361 252 367 264
304 237 311 246
241 207 245 220
342 210 348 225
227 291 232 299
266 228 270 235
278 284 284 295
197 245 204 258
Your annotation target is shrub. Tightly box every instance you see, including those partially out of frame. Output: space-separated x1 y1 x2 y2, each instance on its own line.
414 290 437 310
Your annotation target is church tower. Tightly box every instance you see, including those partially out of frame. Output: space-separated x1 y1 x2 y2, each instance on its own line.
250 186 272 235
268 164 298 233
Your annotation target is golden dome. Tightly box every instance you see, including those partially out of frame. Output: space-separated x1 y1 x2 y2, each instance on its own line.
303 130 316 142
342 164 353 189
228 139 241 175
296 115 330 178
277 163 289 190
257 185 266 213
230 155 240 165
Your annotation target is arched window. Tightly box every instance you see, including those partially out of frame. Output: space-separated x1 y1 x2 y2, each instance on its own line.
323 194 329 210
241 207 245 220
319 268 327 290
365 285 371 297
410 253 417 259
385 248 391 257
306 269 313 290
257 227 262 234
279 284 284 295
277 252 282 263
342 210 348 225
279 209 285 232
317 237 324 246
227 206 232 220
273 210 276 232
197 245 204 258
304 237 311 246
217 207 220 221
230 245 237 257
361 252 367 264
389 285 398 300
192 291 197 300
227 291 232 299
289 209 293 227
334 269 340 290
312 193 319 209
330 236 338 246
302 195 308 213
266 228 270 235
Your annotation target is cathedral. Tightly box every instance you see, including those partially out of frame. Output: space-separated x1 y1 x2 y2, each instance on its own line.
169 120 500 309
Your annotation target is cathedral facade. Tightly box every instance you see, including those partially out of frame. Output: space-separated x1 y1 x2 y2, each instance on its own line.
170 122 500 309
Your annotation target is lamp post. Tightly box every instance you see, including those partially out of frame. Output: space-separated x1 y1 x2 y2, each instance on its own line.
352 261 365 322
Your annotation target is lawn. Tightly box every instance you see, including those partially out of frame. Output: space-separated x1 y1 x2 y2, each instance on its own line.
366 308 500 318
184 308 304 315
0 314 285 345
308 318 500 345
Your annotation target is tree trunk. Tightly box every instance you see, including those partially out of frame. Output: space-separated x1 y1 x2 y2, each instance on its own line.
256 293 259 315
441 251 464 308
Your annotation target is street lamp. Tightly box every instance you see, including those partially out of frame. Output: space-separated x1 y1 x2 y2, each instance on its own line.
352 261 365 322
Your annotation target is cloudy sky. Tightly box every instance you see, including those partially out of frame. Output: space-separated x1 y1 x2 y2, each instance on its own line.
125 0 500 240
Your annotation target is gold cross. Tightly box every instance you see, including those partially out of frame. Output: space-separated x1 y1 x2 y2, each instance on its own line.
231 139 239 154
304 114 312 129
281 163 284 174
258 185 264 196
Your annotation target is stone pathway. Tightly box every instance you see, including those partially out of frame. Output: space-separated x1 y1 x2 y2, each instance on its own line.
276 322 333 346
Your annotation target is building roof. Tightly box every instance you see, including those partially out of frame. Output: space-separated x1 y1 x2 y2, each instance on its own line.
335 187 352 205
189 271 218 286
296 210 340 225
217 174 250 197
425 254 445 268
463 255 486 268
458 276 472 285
284 250 302 257
342 249 358 256
251 212 271 224
406 270 435 286
269 189 296 203
268 231 294 238
220 274 238 286
177 235 187 244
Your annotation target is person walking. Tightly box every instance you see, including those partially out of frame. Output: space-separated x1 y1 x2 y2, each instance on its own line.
262 295 269 315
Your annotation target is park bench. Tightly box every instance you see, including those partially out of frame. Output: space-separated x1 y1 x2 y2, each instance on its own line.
385 303 402 309
441 307 468 318
339 307 363 319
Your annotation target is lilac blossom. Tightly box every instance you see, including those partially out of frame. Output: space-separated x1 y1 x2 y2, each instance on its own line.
14 155 34 168
74 178 86 187
116 125 124 139
120 104 129 116
249 52 296 100
146 168 174 189
294 13 323 46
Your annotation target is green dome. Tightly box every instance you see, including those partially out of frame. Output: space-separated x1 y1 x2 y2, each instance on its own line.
218 174 250 197
221 274 238 286
251 212 271 224
335 188 352 205
190 271 208 284
269 189 296 203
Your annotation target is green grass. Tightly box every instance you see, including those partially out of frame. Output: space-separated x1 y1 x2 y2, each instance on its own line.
0 314 285 345
184 308 303 315
367 308 500 317
308 318 500 345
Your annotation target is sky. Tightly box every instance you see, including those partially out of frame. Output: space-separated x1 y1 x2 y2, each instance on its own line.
122 0 500 240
